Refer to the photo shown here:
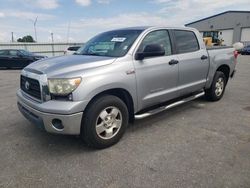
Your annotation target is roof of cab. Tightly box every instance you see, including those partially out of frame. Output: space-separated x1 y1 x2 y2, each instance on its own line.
112 26 196 31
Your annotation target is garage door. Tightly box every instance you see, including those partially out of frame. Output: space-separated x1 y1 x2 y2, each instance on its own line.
220 29 233 46
241 28 250 42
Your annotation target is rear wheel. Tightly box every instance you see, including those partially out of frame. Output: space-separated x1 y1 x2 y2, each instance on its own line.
81 95 128 149
205 71 227 101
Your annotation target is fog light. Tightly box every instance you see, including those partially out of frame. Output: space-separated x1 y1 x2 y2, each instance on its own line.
68 93 73 101
52 119 64 131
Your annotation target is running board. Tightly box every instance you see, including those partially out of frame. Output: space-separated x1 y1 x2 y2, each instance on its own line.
134 91 205 120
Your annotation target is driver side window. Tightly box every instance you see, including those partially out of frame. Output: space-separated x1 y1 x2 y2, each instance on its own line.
138 30 172 56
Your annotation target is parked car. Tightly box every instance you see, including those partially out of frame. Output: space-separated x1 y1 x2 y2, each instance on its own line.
64 46 81 55
0 49 47 69
17 26 237 149
240 45 250 55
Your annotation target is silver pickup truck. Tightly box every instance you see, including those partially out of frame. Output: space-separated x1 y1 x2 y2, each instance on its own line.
17 26 238 148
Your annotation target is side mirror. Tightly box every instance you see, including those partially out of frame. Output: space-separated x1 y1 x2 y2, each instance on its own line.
135 44 165 60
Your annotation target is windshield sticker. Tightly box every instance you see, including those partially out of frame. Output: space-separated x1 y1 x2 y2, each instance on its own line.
111 37 126 42
123 46 128 50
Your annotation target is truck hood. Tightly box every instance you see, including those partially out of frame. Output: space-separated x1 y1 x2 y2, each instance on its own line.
26 55 116 76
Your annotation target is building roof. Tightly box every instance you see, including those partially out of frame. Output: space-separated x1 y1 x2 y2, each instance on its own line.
185 10 250 26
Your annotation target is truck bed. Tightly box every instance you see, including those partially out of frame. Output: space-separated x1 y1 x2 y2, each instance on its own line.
207 46 232 50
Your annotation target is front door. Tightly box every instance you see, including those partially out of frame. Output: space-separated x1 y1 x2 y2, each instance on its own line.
8 50 28 68
133 29 179 110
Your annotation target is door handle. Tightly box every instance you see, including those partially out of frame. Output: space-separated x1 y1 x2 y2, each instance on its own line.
201 55 208 60
169 59 179 65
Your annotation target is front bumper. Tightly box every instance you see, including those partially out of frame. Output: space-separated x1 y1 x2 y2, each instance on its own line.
17 90 84 135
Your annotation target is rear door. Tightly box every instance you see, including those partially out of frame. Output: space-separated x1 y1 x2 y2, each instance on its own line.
133 29 179 110
0 50 10 68
173 30 209 95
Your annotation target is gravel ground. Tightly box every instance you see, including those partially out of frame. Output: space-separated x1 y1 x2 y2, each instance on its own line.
0 56 250 188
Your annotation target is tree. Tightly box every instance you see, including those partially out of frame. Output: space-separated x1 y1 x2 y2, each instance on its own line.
17 35 35 42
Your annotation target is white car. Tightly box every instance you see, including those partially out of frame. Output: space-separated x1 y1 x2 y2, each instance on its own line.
64 46 81 55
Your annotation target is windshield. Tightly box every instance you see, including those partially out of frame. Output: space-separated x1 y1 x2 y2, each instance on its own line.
75 29 143 57
20 50 33 56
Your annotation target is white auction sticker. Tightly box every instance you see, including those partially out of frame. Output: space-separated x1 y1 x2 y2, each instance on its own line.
111 37 126 42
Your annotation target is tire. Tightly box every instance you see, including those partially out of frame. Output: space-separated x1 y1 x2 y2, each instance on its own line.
81 95 129 149
205 71 227 101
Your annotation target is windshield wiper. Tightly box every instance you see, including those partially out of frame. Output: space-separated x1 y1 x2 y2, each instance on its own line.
76 52 101 56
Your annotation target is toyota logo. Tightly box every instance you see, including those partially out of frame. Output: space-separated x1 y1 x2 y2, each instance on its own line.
25 81 30 90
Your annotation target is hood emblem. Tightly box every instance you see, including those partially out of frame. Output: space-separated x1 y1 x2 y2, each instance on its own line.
25 81 30 90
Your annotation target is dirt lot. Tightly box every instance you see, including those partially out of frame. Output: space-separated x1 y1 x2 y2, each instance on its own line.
0 56 250 188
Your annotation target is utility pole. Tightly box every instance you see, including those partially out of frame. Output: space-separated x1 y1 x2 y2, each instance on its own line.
11 32 14 42
51 32 54 43
51 32 55 56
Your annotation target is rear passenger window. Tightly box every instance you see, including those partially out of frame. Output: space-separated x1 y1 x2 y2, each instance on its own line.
174 30 199 54
138 30 172 56
0 50 8 56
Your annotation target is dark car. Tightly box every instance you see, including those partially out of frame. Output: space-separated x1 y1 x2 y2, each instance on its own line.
240 45 250 55
0 49 47 69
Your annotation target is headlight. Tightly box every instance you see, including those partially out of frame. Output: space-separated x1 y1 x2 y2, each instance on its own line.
48 77 82 95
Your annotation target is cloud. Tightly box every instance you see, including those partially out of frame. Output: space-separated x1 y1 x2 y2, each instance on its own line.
97 0 111 4
72 12 170 29
62 12 174 41
24 0 59 9
0 12 4 18
47 33 63 42
2 10 55 21
76 0 91 6
154 0 172 3
0 32 8 42
1 0 250 43
75 0 111 6
36 0 59 9
154 0 250 24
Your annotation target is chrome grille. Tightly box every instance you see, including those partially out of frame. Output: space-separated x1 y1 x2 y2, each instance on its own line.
20 75 41 100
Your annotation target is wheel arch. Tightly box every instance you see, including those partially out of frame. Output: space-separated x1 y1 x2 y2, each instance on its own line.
216 64 230 83
84 88 135 123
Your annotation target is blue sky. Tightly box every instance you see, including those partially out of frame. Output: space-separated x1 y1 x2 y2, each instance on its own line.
0 0 250 42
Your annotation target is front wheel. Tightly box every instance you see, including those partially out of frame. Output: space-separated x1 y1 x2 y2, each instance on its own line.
205 71 227 101
81 95 128 149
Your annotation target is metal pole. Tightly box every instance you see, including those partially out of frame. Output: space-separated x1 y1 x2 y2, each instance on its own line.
34 16 38 42
51 32 55 56
11 32 14 42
